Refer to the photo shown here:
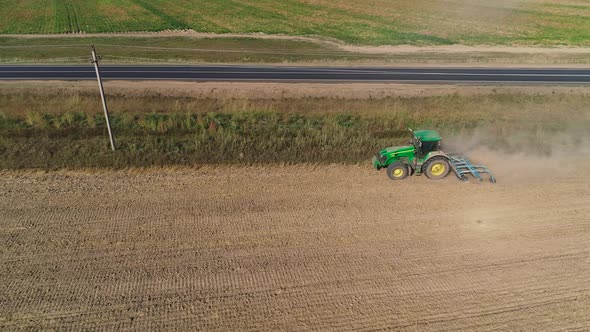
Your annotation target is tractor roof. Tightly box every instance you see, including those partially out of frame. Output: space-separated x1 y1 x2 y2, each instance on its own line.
414 129 441 142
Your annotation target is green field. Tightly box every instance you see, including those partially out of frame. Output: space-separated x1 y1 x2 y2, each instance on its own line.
0 0 589 46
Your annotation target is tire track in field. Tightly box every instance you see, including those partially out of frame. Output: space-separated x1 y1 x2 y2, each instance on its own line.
131 0 189 30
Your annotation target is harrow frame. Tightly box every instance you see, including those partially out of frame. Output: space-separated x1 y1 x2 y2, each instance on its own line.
449 155 496 183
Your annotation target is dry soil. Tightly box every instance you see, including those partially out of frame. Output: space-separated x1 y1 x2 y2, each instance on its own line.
1 165 589 330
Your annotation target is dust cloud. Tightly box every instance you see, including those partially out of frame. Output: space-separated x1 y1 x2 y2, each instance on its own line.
445 127 590 183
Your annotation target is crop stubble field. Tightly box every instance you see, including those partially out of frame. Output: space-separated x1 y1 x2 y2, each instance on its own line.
1 163 589 330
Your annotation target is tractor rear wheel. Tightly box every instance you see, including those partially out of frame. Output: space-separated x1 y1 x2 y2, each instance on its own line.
387 162 409 180
424 157 451 180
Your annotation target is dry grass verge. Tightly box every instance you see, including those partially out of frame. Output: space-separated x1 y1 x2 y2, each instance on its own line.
3 36 590 66
1 82 589 169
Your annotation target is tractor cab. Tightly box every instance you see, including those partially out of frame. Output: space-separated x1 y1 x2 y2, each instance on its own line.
411 129 442 158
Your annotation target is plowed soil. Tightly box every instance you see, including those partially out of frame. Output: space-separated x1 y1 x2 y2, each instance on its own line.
1 165 589 330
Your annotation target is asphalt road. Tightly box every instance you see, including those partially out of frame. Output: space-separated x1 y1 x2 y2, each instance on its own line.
1 65 590 83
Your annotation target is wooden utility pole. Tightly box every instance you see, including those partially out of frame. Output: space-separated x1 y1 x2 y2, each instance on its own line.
91 45 116 151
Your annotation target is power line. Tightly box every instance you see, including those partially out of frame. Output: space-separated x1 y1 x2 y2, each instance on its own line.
0 44 90 49
93 44 389 58
0 56 89 64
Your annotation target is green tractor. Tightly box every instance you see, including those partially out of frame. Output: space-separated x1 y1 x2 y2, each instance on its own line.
372 129 495 183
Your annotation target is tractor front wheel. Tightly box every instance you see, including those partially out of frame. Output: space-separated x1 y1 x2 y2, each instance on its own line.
387 162 409 180
424 157 451 180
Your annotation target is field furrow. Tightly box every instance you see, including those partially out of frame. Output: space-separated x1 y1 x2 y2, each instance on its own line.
0 165 589 330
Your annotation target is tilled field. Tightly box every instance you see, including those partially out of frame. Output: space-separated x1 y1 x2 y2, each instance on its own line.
1 165 589 330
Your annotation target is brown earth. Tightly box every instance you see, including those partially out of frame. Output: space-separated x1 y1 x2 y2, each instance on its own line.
1 164 589 330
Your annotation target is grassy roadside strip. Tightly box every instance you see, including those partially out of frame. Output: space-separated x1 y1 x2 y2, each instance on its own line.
2 37 590 65
1 90 589 169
